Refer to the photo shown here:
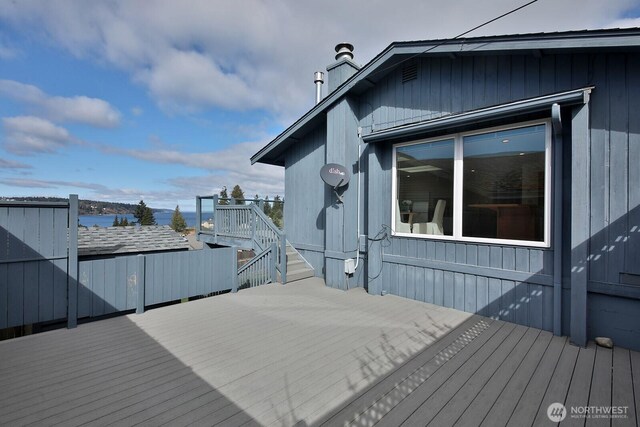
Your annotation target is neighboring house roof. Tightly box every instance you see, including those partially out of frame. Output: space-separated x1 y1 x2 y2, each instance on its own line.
251 27 640 166
78 225 190 257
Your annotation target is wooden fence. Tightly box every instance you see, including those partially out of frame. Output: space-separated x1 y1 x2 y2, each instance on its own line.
1 196 237 331
78 247 236 317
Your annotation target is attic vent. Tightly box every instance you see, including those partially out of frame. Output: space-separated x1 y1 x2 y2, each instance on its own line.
402 63 418 83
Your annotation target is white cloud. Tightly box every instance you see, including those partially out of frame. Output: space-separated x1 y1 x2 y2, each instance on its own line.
1 0 636 120
0 41 18 59
100 138 284 197
2 116 82 155
0 158 31 169
131 106 143 116
0 79 121 128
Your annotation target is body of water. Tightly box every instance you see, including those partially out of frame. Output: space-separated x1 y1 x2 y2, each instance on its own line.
79 211 198 228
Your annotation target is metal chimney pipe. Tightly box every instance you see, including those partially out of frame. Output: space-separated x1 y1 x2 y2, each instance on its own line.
314 71 324 104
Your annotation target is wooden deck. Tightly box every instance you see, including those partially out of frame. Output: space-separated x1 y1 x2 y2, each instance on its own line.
0 278 638 426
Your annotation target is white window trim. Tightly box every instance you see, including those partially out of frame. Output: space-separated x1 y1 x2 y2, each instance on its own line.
391 119 552 248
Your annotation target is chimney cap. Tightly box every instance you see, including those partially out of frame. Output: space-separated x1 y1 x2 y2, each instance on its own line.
334 42 354 61
314 71 324 83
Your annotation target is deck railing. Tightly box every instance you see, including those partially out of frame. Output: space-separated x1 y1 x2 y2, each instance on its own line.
196 195 287 284
237 243 277 289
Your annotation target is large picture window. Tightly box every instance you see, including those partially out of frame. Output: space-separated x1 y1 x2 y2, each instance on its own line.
392 121 550 247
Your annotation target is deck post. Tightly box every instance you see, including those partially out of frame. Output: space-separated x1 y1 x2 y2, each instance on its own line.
213 194 218 244
195 196 201 235
280 236 287 284
251 205 256 243
67 194 78 329
136 254 146 314
270 243 277 283
570 101 590 346
232 249 238 293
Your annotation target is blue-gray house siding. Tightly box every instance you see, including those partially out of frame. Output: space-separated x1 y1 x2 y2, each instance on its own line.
261 30 640 351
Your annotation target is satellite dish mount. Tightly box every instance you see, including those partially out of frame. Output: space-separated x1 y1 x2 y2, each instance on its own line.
320 163 350 204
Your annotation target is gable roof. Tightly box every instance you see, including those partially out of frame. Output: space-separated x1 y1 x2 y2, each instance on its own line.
78 225 190 257
251 27 640 166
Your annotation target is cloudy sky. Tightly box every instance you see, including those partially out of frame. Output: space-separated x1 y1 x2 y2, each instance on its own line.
1 0 639 210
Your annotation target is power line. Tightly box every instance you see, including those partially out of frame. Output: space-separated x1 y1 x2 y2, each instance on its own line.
369 0 539 77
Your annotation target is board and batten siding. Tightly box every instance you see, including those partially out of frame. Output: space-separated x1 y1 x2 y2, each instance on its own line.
0 204 70 328
360 52 640 342
284 124 327 277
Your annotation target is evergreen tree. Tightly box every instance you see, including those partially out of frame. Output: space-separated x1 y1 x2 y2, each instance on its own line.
231 184 245 205
134 200 156 225
218 186 229 205
263 196 272 216
170 205 187 232
121 217 129 226
113 215 120 227
269 195 284 228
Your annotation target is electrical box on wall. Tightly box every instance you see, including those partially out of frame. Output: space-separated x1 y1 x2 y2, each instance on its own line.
344 258 355 275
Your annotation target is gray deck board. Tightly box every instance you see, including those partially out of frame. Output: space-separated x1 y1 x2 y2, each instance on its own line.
0 277 638 426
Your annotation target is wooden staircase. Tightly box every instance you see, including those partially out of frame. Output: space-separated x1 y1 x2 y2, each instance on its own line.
283 243 314 283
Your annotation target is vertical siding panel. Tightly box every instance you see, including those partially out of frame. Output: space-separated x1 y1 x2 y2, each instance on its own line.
488 278 502 319
433 269 443 305
0 264 9 329
572 53 589 88
515 248 530 272
477 276 488 316
485 55 498 106
627 54 640 274
426 241 435 260
555 53 572 91
445 243 456 262
530 284 544 329
608 54 628 284
39 260 54 321
497 55 511 104
464 274 476 314
477 245 490 267
23 262 38 325
443 271 454 308
406 265 415 300
539 54 555 95
451 57 463 113
440 58 452 115
515 281 529 326
115 257 127 311
7 263 23 327
530 249 543 273
462 56 474 111
415 266 425 302
455 243 466 264
590 54 609 285
501 279 515 323
454 272 464 311
425 268 434 304
525 55 540 98
435 242 446 261
430 58 441 119
398 264 407 298
104 259 116 314
542 285 554 331
503 247 515 271
92 260 105 317
52 258 67 320
472 56 485 109
511 55 525 100
466 245 478 266
490 246 502 269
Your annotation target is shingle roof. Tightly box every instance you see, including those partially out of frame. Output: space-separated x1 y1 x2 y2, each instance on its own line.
78 225 190 257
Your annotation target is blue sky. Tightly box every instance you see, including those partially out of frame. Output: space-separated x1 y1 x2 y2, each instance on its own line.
1 0 639 210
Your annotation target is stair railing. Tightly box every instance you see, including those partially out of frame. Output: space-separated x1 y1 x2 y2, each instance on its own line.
196 195 286 284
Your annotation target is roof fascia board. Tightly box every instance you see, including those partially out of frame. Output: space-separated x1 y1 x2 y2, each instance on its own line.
363 87 593 143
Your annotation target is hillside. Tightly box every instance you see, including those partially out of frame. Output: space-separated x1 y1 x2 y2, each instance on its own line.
1 197 156 216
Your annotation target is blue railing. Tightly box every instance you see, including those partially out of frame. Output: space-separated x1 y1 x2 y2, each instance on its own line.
196 195 287 284
237 243 277 289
